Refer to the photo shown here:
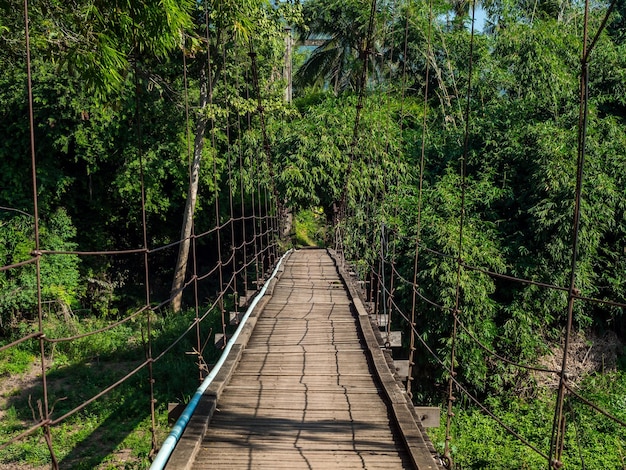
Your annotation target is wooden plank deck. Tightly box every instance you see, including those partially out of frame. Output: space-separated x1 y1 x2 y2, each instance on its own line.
169 249 441 470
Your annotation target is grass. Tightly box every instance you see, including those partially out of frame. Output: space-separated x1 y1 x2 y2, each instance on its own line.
0 348 35 376
430 371 626 469
293 207 327 248
0 305 231 469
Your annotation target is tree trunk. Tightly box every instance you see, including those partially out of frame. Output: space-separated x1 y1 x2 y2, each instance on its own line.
171 64 209 312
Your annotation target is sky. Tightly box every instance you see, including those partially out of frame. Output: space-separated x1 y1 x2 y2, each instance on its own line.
473 4 489 32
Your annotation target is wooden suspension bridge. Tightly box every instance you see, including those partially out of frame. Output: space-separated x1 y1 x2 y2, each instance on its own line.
162 249 442 469
2 0 623 467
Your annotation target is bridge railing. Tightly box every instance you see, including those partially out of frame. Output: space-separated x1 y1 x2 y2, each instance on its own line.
0 4 284 469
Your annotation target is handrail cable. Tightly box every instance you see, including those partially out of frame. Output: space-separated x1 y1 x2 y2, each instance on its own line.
390 261 547 372
380 268 561 375
367 269 553 462
3 2 283 463
377 258 563 375
565 382 626 428
334 0 624 466
1 3 288 467
384 230 626 309
8 0 626 467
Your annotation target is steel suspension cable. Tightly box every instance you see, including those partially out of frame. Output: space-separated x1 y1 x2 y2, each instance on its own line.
221 42 240 322
203 7 227 347
5 3 291 465
383 262 563 374
239 138 249 297
407 0 433 400
23 0 57 466
379 225 389 336
384 228 626 309
380 282 553 462
263 185 274 267
248 41 282 260
234 54 249 301
255 143 264 282
248 73 267 275
243 67 262 286
131 33 158 454
548 0 618 466
444 2 478 466
336 0 380 313
182 38 205 384
361 0 383 327
338 0 379 229
379 2 402 348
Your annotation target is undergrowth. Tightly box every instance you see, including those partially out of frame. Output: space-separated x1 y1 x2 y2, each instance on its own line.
0 348 34 376
430 371 626 469
293 207 326 247
0 306 229 469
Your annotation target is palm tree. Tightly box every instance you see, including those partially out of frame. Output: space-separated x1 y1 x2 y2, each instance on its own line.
294 0 378 94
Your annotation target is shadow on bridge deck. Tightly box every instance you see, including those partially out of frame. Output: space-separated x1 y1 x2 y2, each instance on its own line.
166 248 442 470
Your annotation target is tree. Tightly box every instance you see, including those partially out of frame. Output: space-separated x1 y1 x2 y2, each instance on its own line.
169 0 301 311
1 0 198 316
0 209 80 334
294 0 382 94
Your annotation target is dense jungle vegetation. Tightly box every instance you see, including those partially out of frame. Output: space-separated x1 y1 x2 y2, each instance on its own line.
1 0 626 468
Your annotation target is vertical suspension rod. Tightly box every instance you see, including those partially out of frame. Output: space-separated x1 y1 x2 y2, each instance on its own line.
547 0 618 464
24 0 57 467
407 0 433 399
444 1 478 466
131 32 158 453
182 44 204 383
248 43 283 252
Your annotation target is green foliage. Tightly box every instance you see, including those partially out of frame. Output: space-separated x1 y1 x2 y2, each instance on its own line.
325 10 626 468
0 209 80 333
267 94 406 218
0 348 34 376
0 307 223 468
1 0 625 466
295 0 375 93
432 372 626 469
431 400 549 469
293 208 327 247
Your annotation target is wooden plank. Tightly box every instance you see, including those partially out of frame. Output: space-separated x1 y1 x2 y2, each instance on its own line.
329 249 442 469
229 311 243 325
394 360 410 380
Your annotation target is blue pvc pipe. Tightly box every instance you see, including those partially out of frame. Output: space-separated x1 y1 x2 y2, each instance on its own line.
150 249 292 470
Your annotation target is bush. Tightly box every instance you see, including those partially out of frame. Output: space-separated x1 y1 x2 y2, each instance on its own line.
0 208 81 334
